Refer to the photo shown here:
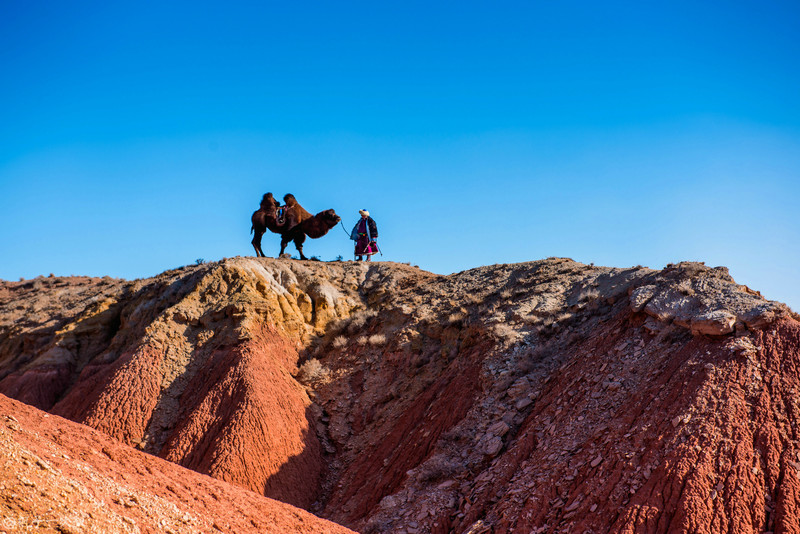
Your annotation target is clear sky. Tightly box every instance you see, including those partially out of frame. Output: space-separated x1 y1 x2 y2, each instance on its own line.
1 1 798 310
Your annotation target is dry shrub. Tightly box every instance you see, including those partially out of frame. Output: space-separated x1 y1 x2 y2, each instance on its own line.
447 308 467 325
368 334 387 346
555 311 573 323
537 312 573 336
527 314 544 326
494 323 520 343
325 318 348 337
465 293 483 305
347 309 379 334
357 336 368 346
296 358 329 383
332 335 347 349
577 288 600 302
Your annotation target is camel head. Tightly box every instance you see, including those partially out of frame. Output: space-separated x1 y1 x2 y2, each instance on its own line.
283 193 297 207
318 209 341 229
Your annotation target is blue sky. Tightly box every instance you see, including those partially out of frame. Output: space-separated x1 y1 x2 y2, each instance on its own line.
1 1 798 310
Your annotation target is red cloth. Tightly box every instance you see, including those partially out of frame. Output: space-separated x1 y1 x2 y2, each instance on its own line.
355 235 378 255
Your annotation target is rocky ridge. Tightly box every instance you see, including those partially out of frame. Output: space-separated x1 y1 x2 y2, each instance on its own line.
1 257 798 533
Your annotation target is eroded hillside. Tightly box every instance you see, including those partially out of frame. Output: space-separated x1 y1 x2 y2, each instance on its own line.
0 394 356 533
1 257 799 533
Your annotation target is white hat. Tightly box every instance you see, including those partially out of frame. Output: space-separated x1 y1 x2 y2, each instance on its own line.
359 209 369 217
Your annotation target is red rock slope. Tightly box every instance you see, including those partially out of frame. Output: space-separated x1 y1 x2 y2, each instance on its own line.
0 393 355 533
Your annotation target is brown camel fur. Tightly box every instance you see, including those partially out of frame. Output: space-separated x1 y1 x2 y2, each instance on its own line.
250 193 341 259
250 193 282 257
279 209 341 259
282 193 313 231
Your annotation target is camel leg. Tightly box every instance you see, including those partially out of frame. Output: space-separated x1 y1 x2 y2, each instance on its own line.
279 234 292 257
294 233 308 260
252 232 265 257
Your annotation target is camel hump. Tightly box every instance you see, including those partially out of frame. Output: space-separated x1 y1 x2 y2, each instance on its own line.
281 194 312 230
260 192 278 210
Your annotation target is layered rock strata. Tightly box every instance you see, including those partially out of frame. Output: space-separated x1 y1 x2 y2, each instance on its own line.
1 257 797 533
0 393 356 533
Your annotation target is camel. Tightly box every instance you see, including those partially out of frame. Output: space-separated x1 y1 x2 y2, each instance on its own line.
278 209 341 259
250 193 282 257
250 193 341 260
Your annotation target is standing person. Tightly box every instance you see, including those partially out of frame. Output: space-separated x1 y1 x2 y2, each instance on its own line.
350 209 379 261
